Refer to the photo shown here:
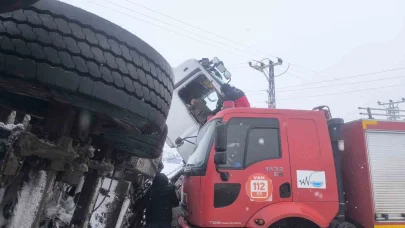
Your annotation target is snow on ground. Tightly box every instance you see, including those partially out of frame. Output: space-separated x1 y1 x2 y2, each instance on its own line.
114 197 131 228
0 123 24 131
90 178 118 228
44 185 76 226
161 148 184 179
9 171 47 228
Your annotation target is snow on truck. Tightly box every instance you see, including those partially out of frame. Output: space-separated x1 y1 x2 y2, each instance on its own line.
0 1 404 228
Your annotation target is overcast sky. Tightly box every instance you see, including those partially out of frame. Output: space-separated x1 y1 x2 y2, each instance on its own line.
61 0 405 121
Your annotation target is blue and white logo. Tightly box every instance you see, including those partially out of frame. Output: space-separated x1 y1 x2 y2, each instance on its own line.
309 172 325 188
297 170 326 189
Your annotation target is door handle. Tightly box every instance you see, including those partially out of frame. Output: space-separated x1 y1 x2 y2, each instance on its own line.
280 182 291 198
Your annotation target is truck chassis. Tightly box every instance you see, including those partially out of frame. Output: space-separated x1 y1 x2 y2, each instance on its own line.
0 101 160 227
0 0 174 227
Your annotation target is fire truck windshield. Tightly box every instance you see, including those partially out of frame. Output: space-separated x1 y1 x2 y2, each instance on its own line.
186 119 218 167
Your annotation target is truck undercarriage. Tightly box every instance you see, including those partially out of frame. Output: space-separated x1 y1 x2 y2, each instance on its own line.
2 1 404 228
0 92 162 228
0 0 174 227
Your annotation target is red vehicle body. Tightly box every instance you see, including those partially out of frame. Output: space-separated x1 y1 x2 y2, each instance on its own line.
342 120 405 228
178 107 343 228
176 106 405 228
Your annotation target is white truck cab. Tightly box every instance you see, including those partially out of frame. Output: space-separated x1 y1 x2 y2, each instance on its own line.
165 58 231 161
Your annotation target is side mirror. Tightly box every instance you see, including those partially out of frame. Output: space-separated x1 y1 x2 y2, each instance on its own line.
223 70 231 80
175 136 197 147
216 63 226 73
175 137 184 146
214 152 227 165
214 122 227 152
212 57 220 64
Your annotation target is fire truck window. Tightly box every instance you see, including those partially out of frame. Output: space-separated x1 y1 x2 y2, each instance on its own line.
218 123 249 168
245 128 281 167
219 117 280 169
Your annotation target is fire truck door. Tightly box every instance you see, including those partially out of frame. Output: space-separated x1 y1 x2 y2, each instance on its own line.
202 113 292 227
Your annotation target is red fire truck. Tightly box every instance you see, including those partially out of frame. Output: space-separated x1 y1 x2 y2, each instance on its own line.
342 120 405 228
174 105 405 228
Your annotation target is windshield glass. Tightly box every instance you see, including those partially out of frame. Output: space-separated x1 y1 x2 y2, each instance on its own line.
203 90 220 111
186 120 218 167
210 70 227 86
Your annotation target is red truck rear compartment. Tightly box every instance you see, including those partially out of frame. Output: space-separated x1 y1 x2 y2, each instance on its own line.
342 120 405 228
342 120 375 228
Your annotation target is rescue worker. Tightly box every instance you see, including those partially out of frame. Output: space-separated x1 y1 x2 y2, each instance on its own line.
188 98 212 125
220 84 251 108
145 173 179 228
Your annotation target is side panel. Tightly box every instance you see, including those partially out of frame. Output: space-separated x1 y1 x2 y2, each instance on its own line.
365 131 405 221
287 114 338 204
343 120 405 227
342 121 374 228
181 176 202 225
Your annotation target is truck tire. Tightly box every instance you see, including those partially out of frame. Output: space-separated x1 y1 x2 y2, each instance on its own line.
0 0 40 13
104 124 168 158
0 0 173 158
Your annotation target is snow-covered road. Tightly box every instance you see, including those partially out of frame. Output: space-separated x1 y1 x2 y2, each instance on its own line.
161 148 184 179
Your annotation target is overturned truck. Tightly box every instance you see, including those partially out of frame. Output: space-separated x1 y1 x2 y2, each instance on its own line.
0 0 174 227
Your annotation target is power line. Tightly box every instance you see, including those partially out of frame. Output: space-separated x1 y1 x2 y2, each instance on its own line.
97 0 310 81
278 74 405 93
275 64 290 77
245 89 267 94
120 0 315 73
123 0 254 48
227 65 252 69
77 0 314 74
278 83 405 101
227 62 252 67
278 67 405 90
95 0 265 60
283 71 307 80
72 0 403 88
245 73 405 95
80 0 247 58
228 63 308 80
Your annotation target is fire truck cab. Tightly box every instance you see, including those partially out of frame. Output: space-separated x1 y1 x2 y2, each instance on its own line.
177 107 346 228
166 58 405 228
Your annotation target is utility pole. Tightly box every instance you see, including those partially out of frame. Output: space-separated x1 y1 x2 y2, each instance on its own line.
359 98 405 120
377 99 405 120
249 58 283 108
